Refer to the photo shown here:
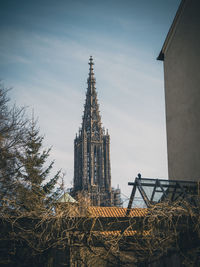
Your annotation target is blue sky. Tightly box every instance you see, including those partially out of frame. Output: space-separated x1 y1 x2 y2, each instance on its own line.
0 0 180 205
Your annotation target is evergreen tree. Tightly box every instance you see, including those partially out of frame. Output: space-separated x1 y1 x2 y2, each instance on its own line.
16 118 61 213
0 83 61 214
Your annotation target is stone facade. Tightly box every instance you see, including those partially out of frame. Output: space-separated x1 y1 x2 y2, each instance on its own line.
158 0 200 181
72 56 120 206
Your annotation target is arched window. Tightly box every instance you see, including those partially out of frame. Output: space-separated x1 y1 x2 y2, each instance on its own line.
87 152 90 177
94 146 97 184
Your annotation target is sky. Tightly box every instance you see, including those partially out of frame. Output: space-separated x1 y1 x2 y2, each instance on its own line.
0 0 181 205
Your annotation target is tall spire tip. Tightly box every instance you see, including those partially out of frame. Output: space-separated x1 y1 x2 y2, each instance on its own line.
89 55 94 66
87 55 95 85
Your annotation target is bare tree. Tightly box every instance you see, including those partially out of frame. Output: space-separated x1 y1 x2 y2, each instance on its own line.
0 83 26 203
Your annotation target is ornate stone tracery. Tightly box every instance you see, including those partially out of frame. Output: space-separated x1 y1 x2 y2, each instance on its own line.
73 56 112 206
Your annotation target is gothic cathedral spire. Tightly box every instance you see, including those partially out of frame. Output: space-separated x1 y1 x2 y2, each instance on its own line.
83 56 102 141
73 56 112 206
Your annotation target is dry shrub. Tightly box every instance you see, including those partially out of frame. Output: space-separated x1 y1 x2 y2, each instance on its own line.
1 195 200 266
74 196 200 266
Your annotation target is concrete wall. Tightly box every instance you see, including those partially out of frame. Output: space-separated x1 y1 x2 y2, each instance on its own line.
163 0 200 181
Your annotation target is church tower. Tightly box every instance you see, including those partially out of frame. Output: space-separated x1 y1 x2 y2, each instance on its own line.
73 56 112 206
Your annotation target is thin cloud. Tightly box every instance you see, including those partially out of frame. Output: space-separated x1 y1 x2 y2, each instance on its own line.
1 19 168 200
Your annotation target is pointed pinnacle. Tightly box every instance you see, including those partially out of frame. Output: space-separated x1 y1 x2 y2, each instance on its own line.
89 55 94 65
88 56 94 74
87 56 96 85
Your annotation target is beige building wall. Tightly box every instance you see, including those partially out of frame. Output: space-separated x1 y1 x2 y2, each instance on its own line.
161 0 200 181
